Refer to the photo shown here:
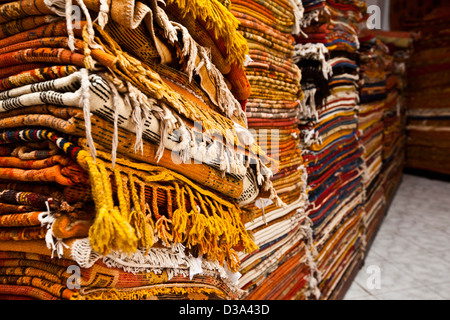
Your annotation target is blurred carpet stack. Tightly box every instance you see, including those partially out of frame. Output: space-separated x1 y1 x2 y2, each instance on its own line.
357 32 387 247
375 30 412 210
0 0 423 302
378 41 405 207
230 0 317 300
357 28 413 246
0 0 283 300
295 0 367 300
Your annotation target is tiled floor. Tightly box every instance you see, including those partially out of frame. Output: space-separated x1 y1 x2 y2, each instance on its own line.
344 174 450 300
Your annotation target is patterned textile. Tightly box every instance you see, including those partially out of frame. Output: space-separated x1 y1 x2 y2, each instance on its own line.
230 0 317 300
357 29 410 247
0 0 413 301
0 0 288 300
295 0 367 300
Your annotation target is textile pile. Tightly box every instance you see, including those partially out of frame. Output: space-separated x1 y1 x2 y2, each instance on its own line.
0 0 284 300
374 31 411 208
357 32 387 246
357 29 412 245
295 0 367 300
392 3 450 176
230 0 317 300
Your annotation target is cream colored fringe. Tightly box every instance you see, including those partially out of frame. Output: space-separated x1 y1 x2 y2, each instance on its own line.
151 3 246 122
38 202 70 259
71 238 244 295
288 0 307 37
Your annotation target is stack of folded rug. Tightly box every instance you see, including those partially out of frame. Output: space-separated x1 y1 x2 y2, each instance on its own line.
230 0 318 300
358 28 412 246
399 5 450 176
372 40 404 208
295 0 367 300
0 0 284 300
376 31 411 208
357 32 387 246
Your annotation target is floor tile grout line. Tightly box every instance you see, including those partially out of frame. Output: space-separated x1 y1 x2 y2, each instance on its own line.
369 284 446 300
424 284 450 300
344 175 450 300
354 253 450 294
355 282 372 295
354 279 427 295
356 283 441 298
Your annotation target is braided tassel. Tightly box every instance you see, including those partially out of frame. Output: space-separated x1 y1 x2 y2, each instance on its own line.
127 173 155 251
82 152 137 255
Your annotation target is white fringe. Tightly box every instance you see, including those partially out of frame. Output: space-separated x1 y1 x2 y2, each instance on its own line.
38 202 69 259
65 0 76 51
97 0 110 29
70 238 244 294
288 0 307 37
100 75 121 168
294 43 332 80
44 0 104 51
80 68 97 160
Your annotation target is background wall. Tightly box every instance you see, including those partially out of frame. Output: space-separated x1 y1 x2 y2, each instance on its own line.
389 0 449 30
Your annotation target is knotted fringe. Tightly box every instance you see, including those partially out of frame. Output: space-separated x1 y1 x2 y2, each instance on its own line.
294 43 332 80
80 68 97 160
257 161 286 209
300 215 321 300
288 0 307 37
299 88 318 119
302 10 322 28
70 238 244 295
100 72 178 165
171 21 244 121
38 10 267 168
76 149 258 272
81 152 138 255
103 72 242 170
45 0 102 74
92 25 241 150
100 75 121 168
165 0 249 67
45 0 103 52
126 81 153 155
64 0 75 51
38 202 70 258
96 25 272 172
148 1 246 122
97 0 110 29
49 0 249 126
0 67 251 178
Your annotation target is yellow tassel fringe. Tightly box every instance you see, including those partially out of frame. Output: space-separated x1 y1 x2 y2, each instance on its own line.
76 149 258 272
166 0 249 67
83 152 137 256
71 285 226 300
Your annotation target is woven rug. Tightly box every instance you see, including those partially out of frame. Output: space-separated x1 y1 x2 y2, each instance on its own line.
229 0 322 300
0 0 412 301
295 0 368 300
0 0 294 300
